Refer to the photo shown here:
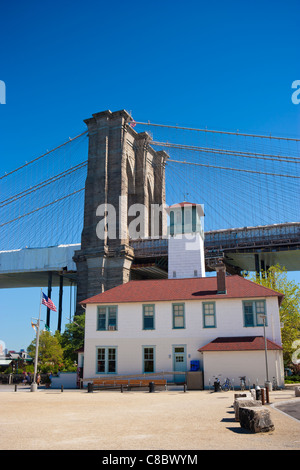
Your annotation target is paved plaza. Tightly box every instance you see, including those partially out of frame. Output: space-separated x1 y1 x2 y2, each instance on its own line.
0 385 299 451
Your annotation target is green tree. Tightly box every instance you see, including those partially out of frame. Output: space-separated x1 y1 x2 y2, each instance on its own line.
59 314 85 364
27 330 64 373
246 265 300 366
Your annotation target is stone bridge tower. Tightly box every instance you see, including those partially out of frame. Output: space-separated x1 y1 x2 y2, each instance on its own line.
74 110 168 311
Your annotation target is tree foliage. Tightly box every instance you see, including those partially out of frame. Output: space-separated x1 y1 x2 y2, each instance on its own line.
246 265 300 366
59 314 85 363
27 315 85 372
27 330 64 373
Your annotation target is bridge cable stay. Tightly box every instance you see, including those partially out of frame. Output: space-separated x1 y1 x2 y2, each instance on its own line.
0 130 88 181
0 121 299 251
134 120 300 142
0 131 88 250
139 120 300 232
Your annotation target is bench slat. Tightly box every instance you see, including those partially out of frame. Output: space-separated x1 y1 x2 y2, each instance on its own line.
92 378 167 387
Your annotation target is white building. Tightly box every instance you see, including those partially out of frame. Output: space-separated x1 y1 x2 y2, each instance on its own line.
80 202 285 389
166 202 205 279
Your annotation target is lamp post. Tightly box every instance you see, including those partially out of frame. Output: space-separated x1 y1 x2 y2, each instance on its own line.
31 289 42 392
261 314 269 384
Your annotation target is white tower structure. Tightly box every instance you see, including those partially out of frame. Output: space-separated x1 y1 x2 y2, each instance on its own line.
166 202 205 279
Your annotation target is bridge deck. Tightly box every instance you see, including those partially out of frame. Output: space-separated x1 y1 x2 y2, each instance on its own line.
131 222 300 256
0 223 299 288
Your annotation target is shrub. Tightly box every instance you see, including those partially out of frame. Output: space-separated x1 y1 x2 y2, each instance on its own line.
285 375 300 383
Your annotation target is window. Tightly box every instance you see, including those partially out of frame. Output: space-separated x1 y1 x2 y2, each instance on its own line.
185 209 191 224
143 304 155 330
97 306 117 330
97 347 117 374
143 347 155 373
172 303 185 329
243 300 267 327
203 302 216 328
255 301 267 326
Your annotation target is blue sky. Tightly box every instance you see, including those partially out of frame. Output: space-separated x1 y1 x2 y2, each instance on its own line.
0 0 299 351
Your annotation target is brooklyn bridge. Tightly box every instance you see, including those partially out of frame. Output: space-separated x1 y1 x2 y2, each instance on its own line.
1 109 299 330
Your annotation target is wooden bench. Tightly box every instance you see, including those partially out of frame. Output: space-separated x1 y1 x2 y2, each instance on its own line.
90 378 167 391
93 379 129 386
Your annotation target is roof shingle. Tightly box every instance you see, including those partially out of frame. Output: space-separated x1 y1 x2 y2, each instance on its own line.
198 336 282 351
80 275 283 305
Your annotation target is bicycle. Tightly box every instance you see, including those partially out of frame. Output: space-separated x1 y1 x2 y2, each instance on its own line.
211 375 222 392
239 376 246 390
221 377 233 391
272 376 279 390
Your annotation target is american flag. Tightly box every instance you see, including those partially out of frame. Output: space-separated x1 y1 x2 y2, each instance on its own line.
130 119 136 128
42 292 57 312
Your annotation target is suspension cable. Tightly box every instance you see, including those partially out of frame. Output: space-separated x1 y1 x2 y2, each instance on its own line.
0 130 88 180
135 121 300 142
167 159 300 179
152 141 300 163
0 188 85 228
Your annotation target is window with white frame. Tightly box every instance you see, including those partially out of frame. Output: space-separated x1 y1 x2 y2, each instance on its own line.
243 300 267 327
203 302 216 328
97 305 117 330
172 303 185 329
143 304 155 330
97 347 117 374
143 346 155 373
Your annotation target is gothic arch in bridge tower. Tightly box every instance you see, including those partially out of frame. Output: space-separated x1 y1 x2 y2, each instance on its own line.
147 175 154 238
126 154 136 235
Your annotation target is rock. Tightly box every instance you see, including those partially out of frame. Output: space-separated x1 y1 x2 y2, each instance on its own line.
234 398 262 421
234 393 249 399
239 406 275 433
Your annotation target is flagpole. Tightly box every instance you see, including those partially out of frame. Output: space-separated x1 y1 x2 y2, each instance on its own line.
31 288 42 392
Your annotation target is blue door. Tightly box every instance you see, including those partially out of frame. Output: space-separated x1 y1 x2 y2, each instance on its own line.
173 346 186 384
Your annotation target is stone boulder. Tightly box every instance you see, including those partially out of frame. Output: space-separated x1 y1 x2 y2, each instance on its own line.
234 397 262 421
239 406 275 433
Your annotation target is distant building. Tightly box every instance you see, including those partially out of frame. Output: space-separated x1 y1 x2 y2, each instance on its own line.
0 349 33 369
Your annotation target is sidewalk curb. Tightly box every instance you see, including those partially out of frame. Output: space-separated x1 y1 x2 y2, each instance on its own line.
270 399 300 424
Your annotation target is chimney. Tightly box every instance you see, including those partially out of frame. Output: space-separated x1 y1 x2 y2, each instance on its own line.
216 264 227 294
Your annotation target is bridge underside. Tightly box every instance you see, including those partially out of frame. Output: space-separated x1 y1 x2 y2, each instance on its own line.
1 247 299 289
0 223 299 288
130 246 300 279
0 245 79 289
223 248 300 273
0 271 77 289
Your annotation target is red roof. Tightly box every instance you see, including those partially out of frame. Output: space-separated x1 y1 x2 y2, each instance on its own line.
167 202 205 216
198 336 282 352
80 275 283 305
169 202 197 207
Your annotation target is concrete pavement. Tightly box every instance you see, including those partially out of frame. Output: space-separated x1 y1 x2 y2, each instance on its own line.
0 385 299 450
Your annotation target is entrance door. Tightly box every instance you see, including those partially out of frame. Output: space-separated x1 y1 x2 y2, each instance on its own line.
173 346 186 384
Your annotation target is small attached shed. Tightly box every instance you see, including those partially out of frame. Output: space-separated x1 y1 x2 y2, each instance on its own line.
198 336 284 389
